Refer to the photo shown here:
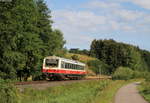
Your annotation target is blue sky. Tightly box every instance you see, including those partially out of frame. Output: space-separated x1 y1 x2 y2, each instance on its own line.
45 0 150 51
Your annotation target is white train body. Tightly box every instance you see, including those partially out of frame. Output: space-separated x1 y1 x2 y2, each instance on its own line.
42 56 86 79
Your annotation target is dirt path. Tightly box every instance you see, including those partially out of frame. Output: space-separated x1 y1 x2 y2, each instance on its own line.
115 82 148 103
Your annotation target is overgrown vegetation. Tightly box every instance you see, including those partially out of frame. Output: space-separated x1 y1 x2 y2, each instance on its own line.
18 80 138 103
20 80 109 103
87 59 111 75
139 82 150 102
94 80 137 103
112 67 149 80
65 53 96 63
69 48 90 56
112 67 134 80
139 73 150 102
0 79 19 103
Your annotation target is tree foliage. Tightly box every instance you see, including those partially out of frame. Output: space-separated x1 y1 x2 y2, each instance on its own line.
90 39 150 73
0 0 65 81
87 59 111 75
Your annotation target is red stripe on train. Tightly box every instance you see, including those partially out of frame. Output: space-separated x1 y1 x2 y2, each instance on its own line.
42 69 86 75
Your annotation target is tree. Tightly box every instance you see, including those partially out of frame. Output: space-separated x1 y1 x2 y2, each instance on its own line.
87 59 111 75
0 0 66 81
90 39 150 73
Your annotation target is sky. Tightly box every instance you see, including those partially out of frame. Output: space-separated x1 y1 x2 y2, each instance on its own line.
45 0 150 51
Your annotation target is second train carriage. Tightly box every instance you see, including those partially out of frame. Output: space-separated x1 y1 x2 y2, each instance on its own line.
42 56 86 80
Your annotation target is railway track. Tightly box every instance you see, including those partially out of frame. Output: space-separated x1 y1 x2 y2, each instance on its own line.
15 76 111 85
16 79 90 91
15 76 111 91
15 80 49 85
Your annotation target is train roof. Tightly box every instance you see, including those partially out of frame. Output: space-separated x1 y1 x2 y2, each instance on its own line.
44 56 85 66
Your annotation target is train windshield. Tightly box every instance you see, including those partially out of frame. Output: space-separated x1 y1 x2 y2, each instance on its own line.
45 59 58 67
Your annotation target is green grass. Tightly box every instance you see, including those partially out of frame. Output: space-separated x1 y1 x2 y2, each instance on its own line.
20 80 109 103
93 80 138 103
139 81 150 103
19 80 137 103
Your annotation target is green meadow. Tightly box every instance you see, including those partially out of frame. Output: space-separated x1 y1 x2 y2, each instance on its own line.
19 80 133 103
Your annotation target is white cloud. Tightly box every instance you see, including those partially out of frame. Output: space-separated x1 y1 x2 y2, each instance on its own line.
84 1 121 9
52 10 107 48
52 10 107 34
130 0 150 10
113 9 145 21
53 10 106 26
52 8 150 35
117 0 150 10
51 0 150 49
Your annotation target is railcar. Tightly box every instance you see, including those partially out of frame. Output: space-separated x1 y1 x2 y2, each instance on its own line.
42 56 86 80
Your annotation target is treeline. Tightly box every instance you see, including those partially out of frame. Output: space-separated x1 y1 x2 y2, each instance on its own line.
90 39 150 73
0 0 65 81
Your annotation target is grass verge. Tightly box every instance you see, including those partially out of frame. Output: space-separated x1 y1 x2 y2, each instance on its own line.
19 80 137 103
92 79 138 103
138 81 150 103
20 80 109 103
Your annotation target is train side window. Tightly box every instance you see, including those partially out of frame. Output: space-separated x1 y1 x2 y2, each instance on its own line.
76 65 78 70
67 63 69 69
68 63 70 69
76 65 79 70
65 63 67 69
80 66 82 70
67 63 70 69
75 65 77 69
73 64 75 69
72 64 74 69
81 66 84 70
79 66 81 70
66 63 68 69
61 62 64 68
70 64 72 69
79 65 81 70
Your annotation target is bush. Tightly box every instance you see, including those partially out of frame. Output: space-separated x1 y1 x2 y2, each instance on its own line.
71 55 79 60
143 72 150 82
112 67 134 80
140 82 150 102
87 59 111 75
0 79 19 103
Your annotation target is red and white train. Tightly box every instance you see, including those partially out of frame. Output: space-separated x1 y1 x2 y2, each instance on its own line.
42 56 86 80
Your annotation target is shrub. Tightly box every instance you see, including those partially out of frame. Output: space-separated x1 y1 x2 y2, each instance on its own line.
71 55 79 60
0 79 19 103
145 72 150 80
87 59 111 75
112 67 134 80
140 82 150 102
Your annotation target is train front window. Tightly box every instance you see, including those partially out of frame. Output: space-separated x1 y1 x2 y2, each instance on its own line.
45 59 58 67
